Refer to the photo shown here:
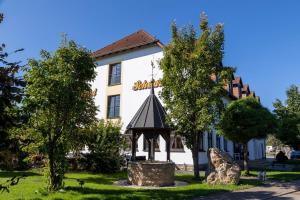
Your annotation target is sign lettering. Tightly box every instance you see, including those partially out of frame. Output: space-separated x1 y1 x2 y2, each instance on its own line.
132 79 162 91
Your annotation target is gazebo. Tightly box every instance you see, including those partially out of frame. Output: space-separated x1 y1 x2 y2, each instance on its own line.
126 83 175 186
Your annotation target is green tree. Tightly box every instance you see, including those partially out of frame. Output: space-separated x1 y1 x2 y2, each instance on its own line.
24 40 97 190
218 97 276 175
0 14 26 169
160 13 234 178
273 85 300 149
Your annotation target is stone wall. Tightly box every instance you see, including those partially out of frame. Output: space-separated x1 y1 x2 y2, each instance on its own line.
128 161 175 187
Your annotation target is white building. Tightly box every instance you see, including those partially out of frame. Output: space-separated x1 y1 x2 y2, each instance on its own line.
91 30 265 169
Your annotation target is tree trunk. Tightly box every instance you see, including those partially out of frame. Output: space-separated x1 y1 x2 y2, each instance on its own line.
48 141 56 191
243 143 249 175
192 132 200 179
48 140 61 191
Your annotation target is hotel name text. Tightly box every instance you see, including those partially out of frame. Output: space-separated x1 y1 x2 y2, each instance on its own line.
132 79 162 91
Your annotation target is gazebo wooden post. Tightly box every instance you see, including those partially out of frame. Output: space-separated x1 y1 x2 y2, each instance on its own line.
150 138 155 161
166 132 171 162
147 139 151 160
131 131 136 161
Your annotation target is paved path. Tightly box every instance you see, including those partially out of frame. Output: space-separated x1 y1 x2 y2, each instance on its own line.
194 180 300 200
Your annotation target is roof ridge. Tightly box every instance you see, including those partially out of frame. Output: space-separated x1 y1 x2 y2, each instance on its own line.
92 29 161 59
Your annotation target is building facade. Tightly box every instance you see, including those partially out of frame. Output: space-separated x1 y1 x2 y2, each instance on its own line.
91 30 265 168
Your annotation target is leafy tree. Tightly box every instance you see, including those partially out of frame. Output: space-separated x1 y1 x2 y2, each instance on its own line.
0 13 26 169
83 120 124 173
160 13 234 178
0 15 25 147
24 40 97 191
218 97 276 175
273 85 300 149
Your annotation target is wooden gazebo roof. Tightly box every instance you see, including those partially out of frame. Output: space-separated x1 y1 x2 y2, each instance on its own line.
126 88 170 131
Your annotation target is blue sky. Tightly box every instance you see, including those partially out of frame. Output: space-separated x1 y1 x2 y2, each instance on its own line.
1 0 300 110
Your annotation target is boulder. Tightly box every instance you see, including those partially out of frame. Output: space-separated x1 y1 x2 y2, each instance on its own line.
206 148 241 185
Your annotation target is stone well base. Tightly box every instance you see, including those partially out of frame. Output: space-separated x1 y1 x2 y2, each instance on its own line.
127 161 175 187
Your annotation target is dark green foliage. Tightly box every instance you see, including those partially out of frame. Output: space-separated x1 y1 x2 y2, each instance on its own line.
83 120 124 173
273 85 300 149
218 97 276 174
0 14 27 170
218 97 275 144
0 44 25 147
160 13 234 178
24 40 97 190
275 151 288 162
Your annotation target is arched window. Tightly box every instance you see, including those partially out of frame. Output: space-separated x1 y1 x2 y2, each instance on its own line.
143 135 160 152
198 133 204 151
216 135 221 149
170 135 184 152
207 131 213 149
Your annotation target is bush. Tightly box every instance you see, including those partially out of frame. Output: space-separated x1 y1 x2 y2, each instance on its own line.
276 151 288 162
84 120 125 173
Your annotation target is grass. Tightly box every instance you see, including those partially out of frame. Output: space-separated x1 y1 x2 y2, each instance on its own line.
243 170 300 182
0 169 263 200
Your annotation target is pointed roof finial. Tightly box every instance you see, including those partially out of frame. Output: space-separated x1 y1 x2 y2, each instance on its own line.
150 61 155 95
61 32 67 47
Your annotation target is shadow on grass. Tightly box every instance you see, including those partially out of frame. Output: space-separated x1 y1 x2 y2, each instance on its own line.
64 175 262 200
66 171 127 185
0 170 41 178
64 185 229 200
267 172 300 182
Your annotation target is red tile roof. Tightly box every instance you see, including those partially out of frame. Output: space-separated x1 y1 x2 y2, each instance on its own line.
242 84 249 92
233 86 241 99
232 76 241 85
92 30 163 59
249 91 256 97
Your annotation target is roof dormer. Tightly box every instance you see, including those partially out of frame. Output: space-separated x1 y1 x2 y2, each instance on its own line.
242 84 250 97
232 76 243 99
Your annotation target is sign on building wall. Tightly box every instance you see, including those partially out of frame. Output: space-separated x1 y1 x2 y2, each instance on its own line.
132 79 162 91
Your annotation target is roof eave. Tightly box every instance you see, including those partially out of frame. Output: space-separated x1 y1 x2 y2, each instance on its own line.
93 40 163 60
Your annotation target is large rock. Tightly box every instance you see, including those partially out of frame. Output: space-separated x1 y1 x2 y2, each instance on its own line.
206 148 241 185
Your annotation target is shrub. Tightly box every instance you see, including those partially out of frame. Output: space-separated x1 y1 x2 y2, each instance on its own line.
84 120 125 173
276 151 288 162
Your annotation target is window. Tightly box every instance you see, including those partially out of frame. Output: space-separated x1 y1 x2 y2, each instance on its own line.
207 131 213 149
199 133 204 151
143 136 160 152
171 135 184 152
108 63 121 85
107 95 120 118
223 138 228 152
216 135 221 149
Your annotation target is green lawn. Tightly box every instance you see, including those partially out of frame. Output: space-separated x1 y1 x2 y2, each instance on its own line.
244 170 300 182
0 169 264 200
1 170 299 200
